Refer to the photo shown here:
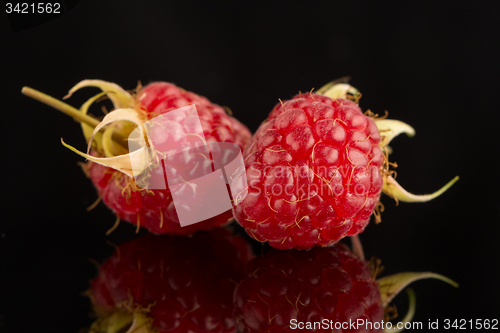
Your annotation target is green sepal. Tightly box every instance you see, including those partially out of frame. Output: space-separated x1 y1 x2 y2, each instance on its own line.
90 311 153 333
80 91 108 152
378 271 458 307
317 80 361 103
383 288 416 333
382 175 459 203
85 108 144 155
65 79 133 109
374 119 416 148
61 138 149 178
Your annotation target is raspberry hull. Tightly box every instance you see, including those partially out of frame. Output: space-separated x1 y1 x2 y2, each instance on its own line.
233 243 384 333
89 228 254 333
234 94 383 249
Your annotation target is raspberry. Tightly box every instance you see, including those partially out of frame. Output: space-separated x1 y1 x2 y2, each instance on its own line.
233 239 457 333
235 94 380 249
88 228 254 333
233 83 458 250
87 82 250 235
22 80 251 235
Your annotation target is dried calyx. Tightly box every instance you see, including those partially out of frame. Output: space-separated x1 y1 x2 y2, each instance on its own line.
22 80 157 178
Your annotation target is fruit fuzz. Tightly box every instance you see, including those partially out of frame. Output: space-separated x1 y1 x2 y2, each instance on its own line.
233 81 458 250
88 228 254 333
22 80 251 235
233 238 457 333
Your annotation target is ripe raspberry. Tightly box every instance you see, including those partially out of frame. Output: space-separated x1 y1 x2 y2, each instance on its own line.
235 94 381 249
233 239 457 333
233 83 458 250
88 228 254 333
23 80 251 235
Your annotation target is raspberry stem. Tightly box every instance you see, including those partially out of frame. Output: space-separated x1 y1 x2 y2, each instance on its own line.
22 86 100 127
21 86 127 147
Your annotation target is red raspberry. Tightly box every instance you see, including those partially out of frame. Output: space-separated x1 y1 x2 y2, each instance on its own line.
233 83 458 250
88 228 254 333
234 93 383 249
233 240 457 333
87 82 251 235
23 80 251 235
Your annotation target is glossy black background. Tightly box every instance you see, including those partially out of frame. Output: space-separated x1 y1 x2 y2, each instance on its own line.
1 1 499 332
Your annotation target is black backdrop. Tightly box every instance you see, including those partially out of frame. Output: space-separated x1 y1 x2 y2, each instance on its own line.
1 1 499 332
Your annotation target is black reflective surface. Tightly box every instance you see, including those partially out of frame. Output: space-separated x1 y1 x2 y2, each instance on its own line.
2 1 499 332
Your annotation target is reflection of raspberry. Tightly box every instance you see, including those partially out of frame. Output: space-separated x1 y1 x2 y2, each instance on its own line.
234 94 383 249
89 228 254 333
233 240 458 333
233 243 384 333
79 81 251 235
